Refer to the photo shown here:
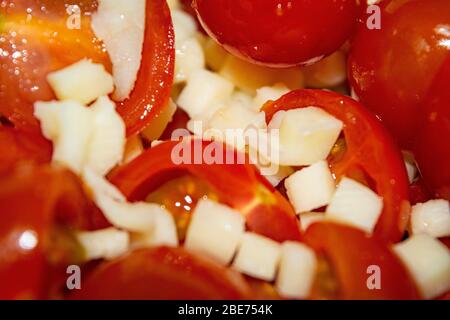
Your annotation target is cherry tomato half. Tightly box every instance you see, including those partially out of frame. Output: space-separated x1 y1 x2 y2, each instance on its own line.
69 246 253 299
109 139 302 243
193 0 361 67
305 222 420 299
0 0 174 137
348 0 450 147
263 89 410 243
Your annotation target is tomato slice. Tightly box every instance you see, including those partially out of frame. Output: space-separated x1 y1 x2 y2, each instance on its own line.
262 89 410 243
413 56 450 200
109 139 301 242
305 222 420 300
0 163 105 299
69 246 253 299
117 0 175 136
0 0 174 137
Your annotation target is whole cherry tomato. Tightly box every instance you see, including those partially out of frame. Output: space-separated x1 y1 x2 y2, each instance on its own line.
263 89 411 243
109 139 302 243
305 222 420 299
413 57 450 200
0 0 174 137
69 246 253 300
348 0 450 147
193 0 361 67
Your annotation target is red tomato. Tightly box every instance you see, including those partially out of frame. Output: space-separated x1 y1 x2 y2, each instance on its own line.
69 246 253 299
192 0 361 67
0 163 104 299
348 0 450 147
109 139 302 243
413 57 450 200
263 89 410 243
409 178 432 205
305 222 420 299
0 126 52 174
0 0 174 137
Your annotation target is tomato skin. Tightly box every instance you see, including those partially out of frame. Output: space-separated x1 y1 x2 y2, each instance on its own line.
193 0 360 67
305 222 420 300
348 0 450 147
413 57 450 200
109 139 302 243
69 246 253 300
263 89 410 243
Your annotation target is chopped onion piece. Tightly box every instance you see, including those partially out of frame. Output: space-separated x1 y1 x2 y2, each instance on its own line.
185 199 245 265
411 199 450 238
77 227 129 261
393 234 450 299
47 59 114 105
232 232 281 282
285 161 336 214
276 241 317 299
326 177 383 234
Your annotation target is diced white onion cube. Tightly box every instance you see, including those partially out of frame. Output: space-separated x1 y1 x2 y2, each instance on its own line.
91 0 146 100
326 177 383 234
276 241 317 299
34 96 125 176
86 96 126 175
219 55 303 95
131 207 178 248
34 100 93 174
172 9 197 45
300 212 326 231
285 161 336 214
185 199 245 265
77 227 129 261
174 37 205 84
393 234 450 299
47 59 114 105
269 108 343 166
253 84 290 111
177 69 234 120
411 199 450 238
232 232 281 281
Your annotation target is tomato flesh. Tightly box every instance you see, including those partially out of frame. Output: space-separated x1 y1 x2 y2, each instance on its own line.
193 0 360 67
305 222 420 299
263 89 410 243
348 0 450 147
